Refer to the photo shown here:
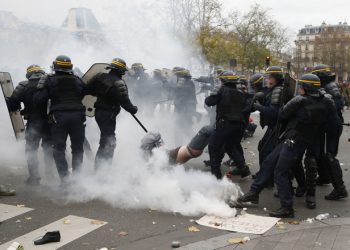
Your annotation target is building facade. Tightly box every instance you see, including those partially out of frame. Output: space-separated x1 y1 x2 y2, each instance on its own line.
294 22 350 81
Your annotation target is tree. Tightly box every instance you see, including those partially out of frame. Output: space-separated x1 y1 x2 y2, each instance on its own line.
314 25 350 80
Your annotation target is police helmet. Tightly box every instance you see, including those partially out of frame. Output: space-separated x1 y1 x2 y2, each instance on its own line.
26 64 45 79
173 67 192 78
298 73 321 95
311 64 335 79
265 66 284 82
53 55 73 73
218 71 239 85
110 58 128 75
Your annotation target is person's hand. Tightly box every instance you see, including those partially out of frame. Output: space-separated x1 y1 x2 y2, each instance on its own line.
130 106 138 115
253 101 263 111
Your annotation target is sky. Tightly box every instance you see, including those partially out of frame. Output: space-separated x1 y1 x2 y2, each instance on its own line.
1 0 350 35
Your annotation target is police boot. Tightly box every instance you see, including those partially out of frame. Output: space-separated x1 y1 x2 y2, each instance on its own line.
237 191 259 205
211 166 222 179
325 154 348 200
228 165 251 178
269 206 294 218
325 187 348 200
25 177 41 186
305 195 316 209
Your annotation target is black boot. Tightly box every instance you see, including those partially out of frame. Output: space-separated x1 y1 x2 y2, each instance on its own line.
305 195 316 209
295 186 306 197
269 206 294 218
34 231 61 245
228 165 251 178
211 166 222 179
325 188 348 200
223 159 236 167
237 191 259 205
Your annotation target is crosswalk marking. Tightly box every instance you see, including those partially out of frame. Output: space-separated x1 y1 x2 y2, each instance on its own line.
0 203 33 223
0 215 107 250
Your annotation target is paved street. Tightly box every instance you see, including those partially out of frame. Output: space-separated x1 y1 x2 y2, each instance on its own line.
1 110 350 250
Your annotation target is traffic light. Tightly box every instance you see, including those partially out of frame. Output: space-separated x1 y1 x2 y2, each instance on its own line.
265 56 271 67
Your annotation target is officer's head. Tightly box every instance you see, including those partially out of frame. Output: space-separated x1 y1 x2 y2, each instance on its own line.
311 64 336 85
249 73 264 92
298 73 321 96
265 66 284 88
218 71 239 86
131 63 145 75
109 58 128 75
173 67 192 79
52 55 73 74
26 64 45 80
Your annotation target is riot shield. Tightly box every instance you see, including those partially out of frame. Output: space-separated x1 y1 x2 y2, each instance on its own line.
82 63 110 117
0 72 25 140
282 73 297 104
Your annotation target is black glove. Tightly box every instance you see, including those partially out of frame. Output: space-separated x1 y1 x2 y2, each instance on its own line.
130 106 138 115
253 101 263 111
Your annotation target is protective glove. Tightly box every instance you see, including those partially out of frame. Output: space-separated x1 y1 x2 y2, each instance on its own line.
253 101 263 111
130 105 138 115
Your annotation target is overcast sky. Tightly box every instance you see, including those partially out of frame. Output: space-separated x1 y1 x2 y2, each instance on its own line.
1 0 350 36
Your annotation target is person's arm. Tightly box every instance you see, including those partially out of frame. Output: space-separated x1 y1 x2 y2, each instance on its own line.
279 95 305 120
205 85 222 106
114 80 138 114
6 81 26 111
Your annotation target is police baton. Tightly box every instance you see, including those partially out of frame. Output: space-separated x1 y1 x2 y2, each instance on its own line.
343 123 350 126
131 114 148 133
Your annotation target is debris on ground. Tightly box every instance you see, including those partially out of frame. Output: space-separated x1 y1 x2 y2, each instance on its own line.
152 221 157 225
171 241 181 248
305 218 314 224
91 219 105 225
63 219 71 224
276 221 285 230
118 231 129 236
188 226 200 232
288 220 300 225
16 205 25 208
316 213 330 220
228 236 250 244
25 217 32 220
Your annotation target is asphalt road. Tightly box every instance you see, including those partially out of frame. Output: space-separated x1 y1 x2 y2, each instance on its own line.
1 110 350 250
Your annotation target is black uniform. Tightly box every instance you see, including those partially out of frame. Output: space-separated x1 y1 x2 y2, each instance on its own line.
205 81 247 179
6 73 52 184
34 72 86 179
88 70 137 169
247 93 339 214
173 76 197 137
256 85 283 165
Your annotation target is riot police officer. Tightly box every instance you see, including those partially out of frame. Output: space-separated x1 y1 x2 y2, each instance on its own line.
88 58 137 169
312 65 348 199
311 64 344 185
205 71 248 179
34 55 86 181
172 67 197 139
6 65 52 185
253 66 284 166
238 74 340 217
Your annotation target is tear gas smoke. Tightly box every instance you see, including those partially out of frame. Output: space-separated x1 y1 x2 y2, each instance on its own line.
0 0 241 217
